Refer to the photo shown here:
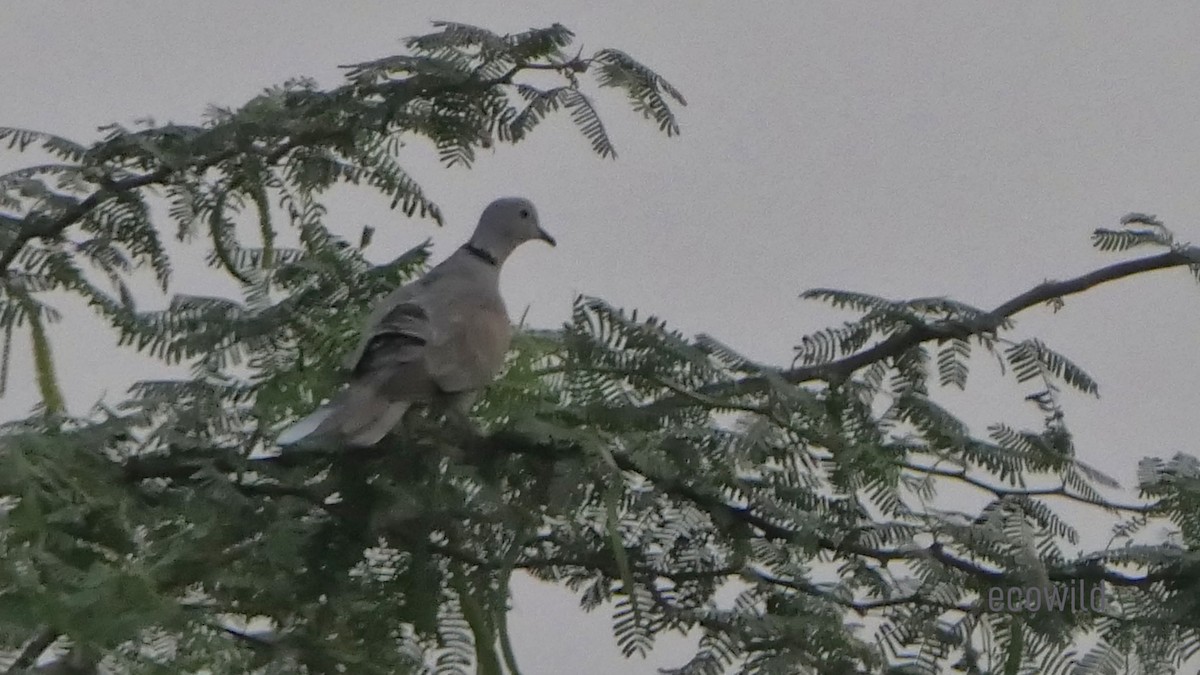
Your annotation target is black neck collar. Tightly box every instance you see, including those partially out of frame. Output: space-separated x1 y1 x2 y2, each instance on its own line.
463 242 499 266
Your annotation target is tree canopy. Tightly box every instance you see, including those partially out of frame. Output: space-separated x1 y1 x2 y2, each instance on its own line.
1 20 1199 675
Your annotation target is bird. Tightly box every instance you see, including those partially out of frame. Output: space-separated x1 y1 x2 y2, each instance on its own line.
276 196 556 448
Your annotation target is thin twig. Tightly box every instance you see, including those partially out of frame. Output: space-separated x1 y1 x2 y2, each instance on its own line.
901 460 1156 514
4 626 58 674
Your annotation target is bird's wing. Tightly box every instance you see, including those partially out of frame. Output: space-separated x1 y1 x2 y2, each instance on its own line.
342 277 423 372
352 299 433 379
278 283 439 448
277 251 512 448
406 251 512 393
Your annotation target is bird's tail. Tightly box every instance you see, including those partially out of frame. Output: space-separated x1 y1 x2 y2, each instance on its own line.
276 404 337 447
276 383 411 449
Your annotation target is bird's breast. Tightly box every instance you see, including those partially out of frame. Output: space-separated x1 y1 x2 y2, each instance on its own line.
468 303 512 367
424 297 512 393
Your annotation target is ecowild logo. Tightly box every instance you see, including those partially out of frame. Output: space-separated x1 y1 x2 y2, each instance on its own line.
986 580 1107 612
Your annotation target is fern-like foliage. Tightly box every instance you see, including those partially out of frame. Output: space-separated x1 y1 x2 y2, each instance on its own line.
1093 212 1175 252
1 20 1198 675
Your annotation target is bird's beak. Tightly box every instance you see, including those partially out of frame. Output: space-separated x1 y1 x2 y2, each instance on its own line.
537 228 557 247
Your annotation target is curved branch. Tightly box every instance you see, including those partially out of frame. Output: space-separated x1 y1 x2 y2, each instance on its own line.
641 246 1200 415
4 627 58 674
0 168 169 274
798 246 1200 384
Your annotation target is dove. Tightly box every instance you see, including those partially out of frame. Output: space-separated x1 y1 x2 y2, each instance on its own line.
276 197 555 448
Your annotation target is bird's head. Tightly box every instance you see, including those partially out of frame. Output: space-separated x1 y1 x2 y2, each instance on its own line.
470 197 556 262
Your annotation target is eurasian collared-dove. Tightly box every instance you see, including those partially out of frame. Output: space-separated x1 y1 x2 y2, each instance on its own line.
276 197 555 448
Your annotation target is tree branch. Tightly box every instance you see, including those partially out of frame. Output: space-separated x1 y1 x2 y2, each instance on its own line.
641 246 1200 415
0 168 170 274
4 627 58 675
0 64 540 278
598 438 1171 593
796 246 1200 383
901 460 1156 514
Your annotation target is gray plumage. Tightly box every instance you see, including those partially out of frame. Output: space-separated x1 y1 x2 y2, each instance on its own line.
277 197 555 448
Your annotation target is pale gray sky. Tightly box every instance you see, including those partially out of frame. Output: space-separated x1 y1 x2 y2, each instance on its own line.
3 2 1200 673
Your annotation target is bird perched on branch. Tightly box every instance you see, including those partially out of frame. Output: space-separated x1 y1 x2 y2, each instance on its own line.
277 197 556 448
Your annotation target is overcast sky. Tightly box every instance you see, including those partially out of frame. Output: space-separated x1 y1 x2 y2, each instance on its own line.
4 2 1200 673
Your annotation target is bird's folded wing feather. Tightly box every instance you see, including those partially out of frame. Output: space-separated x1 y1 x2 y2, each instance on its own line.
295 298 436 446
343 281 421 371
354 300 431 376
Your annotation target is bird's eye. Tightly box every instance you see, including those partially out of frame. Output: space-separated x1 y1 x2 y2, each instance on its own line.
519 209 530 218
